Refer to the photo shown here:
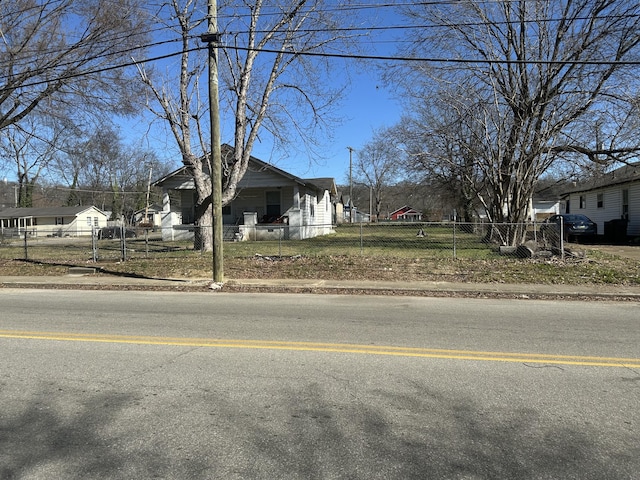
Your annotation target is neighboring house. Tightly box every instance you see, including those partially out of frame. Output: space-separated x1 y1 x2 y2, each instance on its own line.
133 203 163 228
337 193 351 224
561 162 640 238
389 205 423 222
0 206 108 237
530 198 562 222
338 194 371 223
153 146 338 241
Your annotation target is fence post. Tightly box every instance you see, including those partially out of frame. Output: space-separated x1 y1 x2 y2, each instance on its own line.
560 216 565 261
23 230 28 261
91 225 97 262
452 210 457 259
360 222 364 254
120 224 126 262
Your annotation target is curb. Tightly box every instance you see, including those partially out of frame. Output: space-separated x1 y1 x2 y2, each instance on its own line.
2 276 638 301
220 282 640 302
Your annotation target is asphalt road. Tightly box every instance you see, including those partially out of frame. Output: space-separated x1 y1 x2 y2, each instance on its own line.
1 290 639 479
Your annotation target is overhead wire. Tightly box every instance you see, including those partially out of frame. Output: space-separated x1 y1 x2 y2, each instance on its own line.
2 1 640 91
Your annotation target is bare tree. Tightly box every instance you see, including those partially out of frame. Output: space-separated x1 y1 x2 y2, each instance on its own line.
139 0 353 251
393 0 640 243
55 124 167 219
0 0 150 205
352 128 404 221
397 97 487 223
0 0 149 130
0 117 67 207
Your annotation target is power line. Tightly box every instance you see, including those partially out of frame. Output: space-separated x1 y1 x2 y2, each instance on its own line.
2 0 638 78
52 186 150 195
0 46 205 93
4 37 640 95
214 43 640 66
3 3 638 70
2 0 640 93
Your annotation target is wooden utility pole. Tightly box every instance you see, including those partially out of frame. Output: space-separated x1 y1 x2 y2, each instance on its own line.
347 146 354 223
201 0 223 283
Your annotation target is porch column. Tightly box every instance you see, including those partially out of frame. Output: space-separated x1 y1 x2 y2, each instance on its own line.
161 190 173 241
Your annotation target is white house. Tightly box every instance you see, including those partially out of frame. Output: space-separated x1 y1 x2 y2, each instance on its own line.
154 146 338 241
529 198 561 221
0 206 108 237
132 203 163 228
562 163 640 238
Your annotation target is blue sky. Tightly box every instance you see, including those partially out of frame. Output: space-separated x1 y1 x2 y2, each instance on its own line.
251 69 401 184
133 3 406 186
0 3 407 187
248 12 405 183
131 66 402 185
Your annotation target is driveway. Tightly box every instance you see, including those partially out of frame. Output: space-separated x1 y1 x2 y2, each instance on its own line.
589 244 640 261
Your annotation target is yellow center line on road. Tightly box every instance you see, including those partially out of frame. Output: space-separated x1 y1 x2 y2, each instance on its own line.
1 329 639 368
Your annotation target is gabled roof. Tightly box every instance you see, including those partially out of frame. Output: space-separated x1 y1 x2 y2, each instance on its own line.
390 205 421 216
303 177 338 196
564 162 640 195
0 206 105 219
154 144 333 194
133 203 163 215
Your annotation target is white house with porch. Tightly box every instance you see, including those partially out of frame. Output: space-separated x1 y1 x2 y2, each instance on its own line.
0 206 107 237
154 147 337 241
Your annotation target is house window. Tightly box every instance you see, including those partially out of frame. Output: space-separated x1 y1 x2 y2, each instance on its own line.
87 217 92 226
55 217 64 225
94 217 99 226
579 195 586 209
597 193 604 209
265 191 281 218
622 189 629 219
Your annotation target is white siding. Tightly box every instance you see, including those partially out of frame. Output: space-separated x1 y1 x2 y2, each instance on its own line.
568 180 640 236
629 183 640 235
156 160 335 241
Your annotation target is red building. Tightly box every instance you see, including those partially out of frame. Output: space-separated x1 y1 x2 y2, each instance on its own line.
389 205 423 221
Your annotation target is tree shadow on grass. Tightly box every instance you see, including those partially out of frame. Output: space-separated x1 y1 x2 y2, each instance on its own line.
15 258 189 282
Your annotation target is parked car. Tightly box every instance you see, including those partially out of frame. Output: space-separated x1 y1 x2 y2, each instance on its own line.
97 226 138 239
540 214 597 241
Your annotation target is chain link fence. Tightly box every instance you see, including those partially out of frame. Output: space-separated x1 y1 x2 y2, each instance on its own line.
0 221 584 265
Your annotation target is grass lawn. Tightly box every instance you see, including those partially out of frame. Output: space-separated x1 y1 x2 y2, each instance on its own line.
0 224 638 286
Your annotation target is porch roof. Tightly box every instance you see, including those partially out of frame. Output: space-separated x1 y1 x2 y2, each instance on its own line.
0 206 104 219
